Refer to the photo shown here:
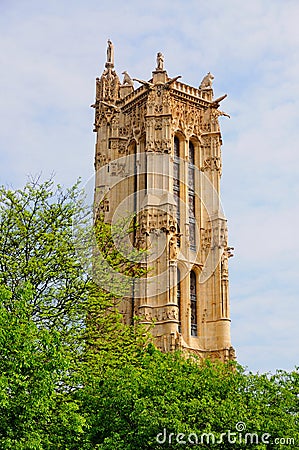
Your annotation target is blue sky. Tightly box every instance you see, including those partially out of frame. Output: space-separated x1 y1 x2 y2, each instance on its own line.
1 0 299 373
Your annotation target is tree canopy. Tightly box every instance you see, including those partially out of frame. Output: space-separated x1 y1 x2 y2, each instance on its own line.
0 178 89 331
0 179 297 449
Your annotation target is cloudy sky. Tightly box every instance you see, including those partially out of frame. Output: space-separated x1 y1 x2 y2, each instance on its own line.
1 0 298 373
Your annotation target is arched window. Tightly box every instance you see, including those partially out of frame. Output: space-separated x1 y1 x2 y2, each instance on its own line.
189 141 195 164
177 268 181 332
188 142 196 250
190 270 197 336
174 136 180 158
173 137 180 245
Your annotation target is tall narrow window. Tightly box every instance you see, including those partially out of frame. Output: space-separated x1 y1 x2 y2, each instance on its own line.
173 137 180 245
190 270 197 336
133 141 138 244
177 268 181 333
188 142 196 250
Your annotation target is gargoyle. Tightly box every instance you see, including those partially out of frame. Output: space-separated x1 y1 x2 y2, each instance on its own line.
133 78 154 89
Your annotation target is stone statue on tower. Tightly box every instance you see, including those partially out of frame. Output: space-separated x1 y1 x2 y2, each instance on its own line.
106 39 114 66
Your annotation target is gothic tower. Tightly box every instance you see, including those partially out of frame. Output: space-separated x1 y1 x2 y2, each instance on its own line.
92 41 235 362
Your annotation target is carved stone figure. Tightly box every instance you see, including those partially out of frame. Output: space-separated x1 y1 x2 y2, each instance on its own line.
106 39 114 65
201 156 222 172
199 72 214 89
229 346 236 360
95 64 120 105
169 235 178 260
137 236 147 251
122 71 134 86
221 252 229 277
133 77 154 89
156 52 164 71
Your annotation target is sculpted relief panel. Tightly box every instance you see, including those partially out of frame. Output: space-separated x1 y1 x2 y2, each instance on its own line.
171 99 204 137
139 305 179 323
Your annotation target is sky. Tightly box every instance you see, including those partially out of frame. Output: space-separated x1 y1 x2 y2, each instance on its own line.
1 0 299 373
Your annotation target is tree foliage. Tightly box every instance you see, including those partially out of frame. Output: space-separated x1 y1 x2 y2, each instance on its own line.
78 350 299 449
0 284 86 449
0 179 298 449
0 178 89 330
92 214 147 298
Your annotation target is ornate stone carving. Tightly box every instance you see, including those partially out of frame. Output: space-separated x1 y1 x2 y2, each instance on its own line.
94 41 120 107
138 208 176 234
221 246 234 282
146 84 171 119
201 226 211 250
145 113 171 153
171 99 204 136
208 220 228 249
97 68 120 103
128 103 146 138
106 39 114 65
109 139 118 150
201 135 212 152
118 143 127 154
228 346 236 360
219 222 228 248
156 52 164 71
155 118 162 130
92 65 120 132
201 156 222 173
118 126 126 137
199 72 214 90
110 160 127 177
94 152 110 169
122 71 134 87
201 220 229 251
221 251 229 280
169 234 178 260
139 305 179 323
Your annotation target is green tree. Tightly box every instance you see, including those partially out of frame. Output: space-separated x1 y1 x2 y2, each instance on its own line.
1 178 298 450
0 284 86 449
0 178 151 449
77 348 299 449
0 178 89 331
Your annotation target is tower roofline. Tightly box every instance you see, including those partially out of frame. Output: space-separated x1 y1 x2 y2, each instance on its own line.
119 77 219 112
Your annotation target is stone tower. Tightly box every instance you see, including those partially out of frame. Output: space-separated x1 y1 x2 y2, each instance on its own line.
92 41 235 362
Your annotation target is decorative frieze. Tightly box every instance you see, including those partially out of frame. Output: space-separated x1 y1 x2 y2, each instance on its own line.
201 219 228 251
201 156 222 173
138 208 176 234
139 304 179 322
171 99 204 137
